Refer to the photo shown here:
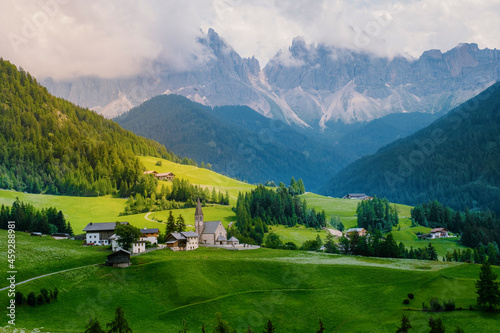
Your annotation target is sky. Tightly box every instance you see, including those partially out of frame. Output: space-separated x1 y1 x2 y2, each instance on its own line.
1 0 499 80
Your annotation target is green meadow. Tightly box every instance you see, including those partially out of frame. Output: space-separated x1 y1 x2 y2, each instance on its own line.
138 156 256 204
1 234 499 332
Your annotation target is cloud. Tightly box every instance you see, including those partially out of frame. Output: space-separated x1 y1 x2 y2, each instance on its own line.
0 0 213 79
0 0 499 79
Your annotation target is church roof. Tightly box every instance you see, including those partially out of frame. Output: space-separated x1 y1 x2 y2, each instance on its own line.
202 221 222 234
195 198 203 216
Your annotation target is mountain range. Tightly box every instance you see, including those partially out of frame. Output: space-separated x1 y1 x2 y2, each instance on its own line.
322 82 500 213
42 29 500 129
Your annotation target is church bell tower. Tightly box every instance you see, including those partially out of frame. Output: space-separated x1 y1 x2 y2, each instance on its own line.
195 198 204 235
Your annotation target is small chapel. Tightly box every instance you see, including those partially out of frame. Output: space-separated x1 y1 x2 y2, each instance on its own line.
195 198 230 245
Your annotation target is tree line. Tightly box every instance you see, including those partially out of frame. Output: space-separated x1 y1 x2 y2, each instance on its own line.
0 59 194 198
231 182 325 245
412 200 500 260
0 198 73 235
122 177 229 215
356 197 399 232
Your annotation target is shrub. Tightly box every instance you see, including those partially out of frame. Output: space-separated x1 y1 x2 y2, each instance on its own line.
53 287 59 300
15 292 25 306
155 160 162 166
408 293 415 299
403 299 410 305
444 299 456 311
422 302 429 311
40 288 50 303
36 294 45 306
430 297 444 312
27 292 36 307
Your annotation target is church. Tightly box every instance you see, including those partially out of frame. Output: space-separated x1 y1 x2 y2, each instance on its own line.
195 198 231 245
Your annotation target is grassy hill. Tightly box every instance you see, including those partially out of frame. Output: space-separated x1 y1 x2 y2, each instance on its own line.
0 164 467 255
1 232 499 332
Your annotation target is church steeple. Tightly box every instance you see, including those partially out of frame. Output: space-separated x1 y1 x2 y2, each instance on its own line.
195 198 204 235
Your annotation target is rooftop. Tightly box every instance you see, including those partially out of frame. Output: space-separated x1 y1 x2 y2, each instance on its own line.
83 222 129 232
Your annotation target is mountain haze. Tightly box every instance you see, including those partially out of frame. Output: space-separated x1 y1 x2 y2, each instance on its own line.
321 83 500 213
42 30 500 129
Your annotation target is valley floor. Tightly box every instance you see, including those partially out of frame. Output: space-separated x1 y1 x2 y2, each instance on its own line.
1 231 499 332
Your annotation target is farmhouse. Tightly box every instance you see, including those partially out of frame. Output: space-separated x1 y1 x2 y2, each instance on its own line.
166 231 199 251
106 249 131 267
155 172 175 181
195 198 234 245
140 227 159 244
109 234 147 254
143 170 157 175
346 228 367 237
83 222 129 246
430 228 449 239
52 233 70 240
342 193 373 200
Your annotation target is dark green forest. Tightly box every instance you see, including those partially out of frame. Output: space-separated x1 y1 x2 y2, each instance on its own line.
322 82 500 213
0 59 192 197
231 182 326 244
0 198 72 234
114 94 347 191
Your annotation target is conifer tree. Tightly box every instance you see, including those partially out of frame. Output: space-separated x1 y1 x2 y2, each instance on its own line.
106 307 133 333
476 261 500 310
176 214 186 232
84 318 105 333
262 319 275 333
396 314 412 333
316 318 325 333
428 317 445 333
166 211 176 235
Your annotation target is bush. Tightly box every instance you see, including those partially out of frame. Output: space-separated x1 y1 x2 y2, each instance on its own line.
408 293 415 299
422 302 429 311
155 160 162 166
444 299 456 311
40 288 50 303
430 297 444 312
36 294 45 306
27 292 36 307
403 299 410 305
15 292 25 306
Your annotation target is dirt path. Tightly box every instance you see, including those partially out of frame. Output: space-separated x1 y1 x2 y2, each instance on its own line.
0 264 99 291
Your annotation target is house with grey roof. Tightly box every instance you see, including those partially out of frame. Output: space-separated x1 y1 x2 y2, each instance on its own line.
166 231 199 251
139 227 159 244
194 198 232 245
342 193 373 200
83 222 129 246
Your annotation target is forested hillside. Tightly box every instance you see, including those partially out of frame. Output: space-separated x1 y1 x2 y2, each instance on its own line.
0 59 189 196
115 94 347 190
322 83 500 213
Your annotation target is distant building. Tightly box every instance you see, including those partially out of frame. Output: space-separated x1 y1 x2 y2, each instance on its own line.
140 228 159 244
195 198 228 245
106 249 131 267
30 232 42 237
345 228 367 237
328 229 343 238
342 193 373 200
430 228 449 239
155 172 175 181
83 222 129 246
143 170 158 175
52 233 70 240
166 231 199 251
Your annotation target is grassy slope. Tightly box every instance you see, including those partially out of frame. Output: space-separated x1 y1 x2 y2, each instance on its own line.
138 156 255 205
2 237 499 332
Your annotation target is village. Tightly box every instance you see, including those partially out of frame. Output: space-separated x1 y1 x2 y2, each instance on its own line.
83 198 258 267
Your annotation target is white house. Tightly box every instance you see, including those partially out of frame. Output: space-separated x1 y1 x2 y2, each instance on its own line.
83 222 129 246
430 228 449 239
110 234 146 254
